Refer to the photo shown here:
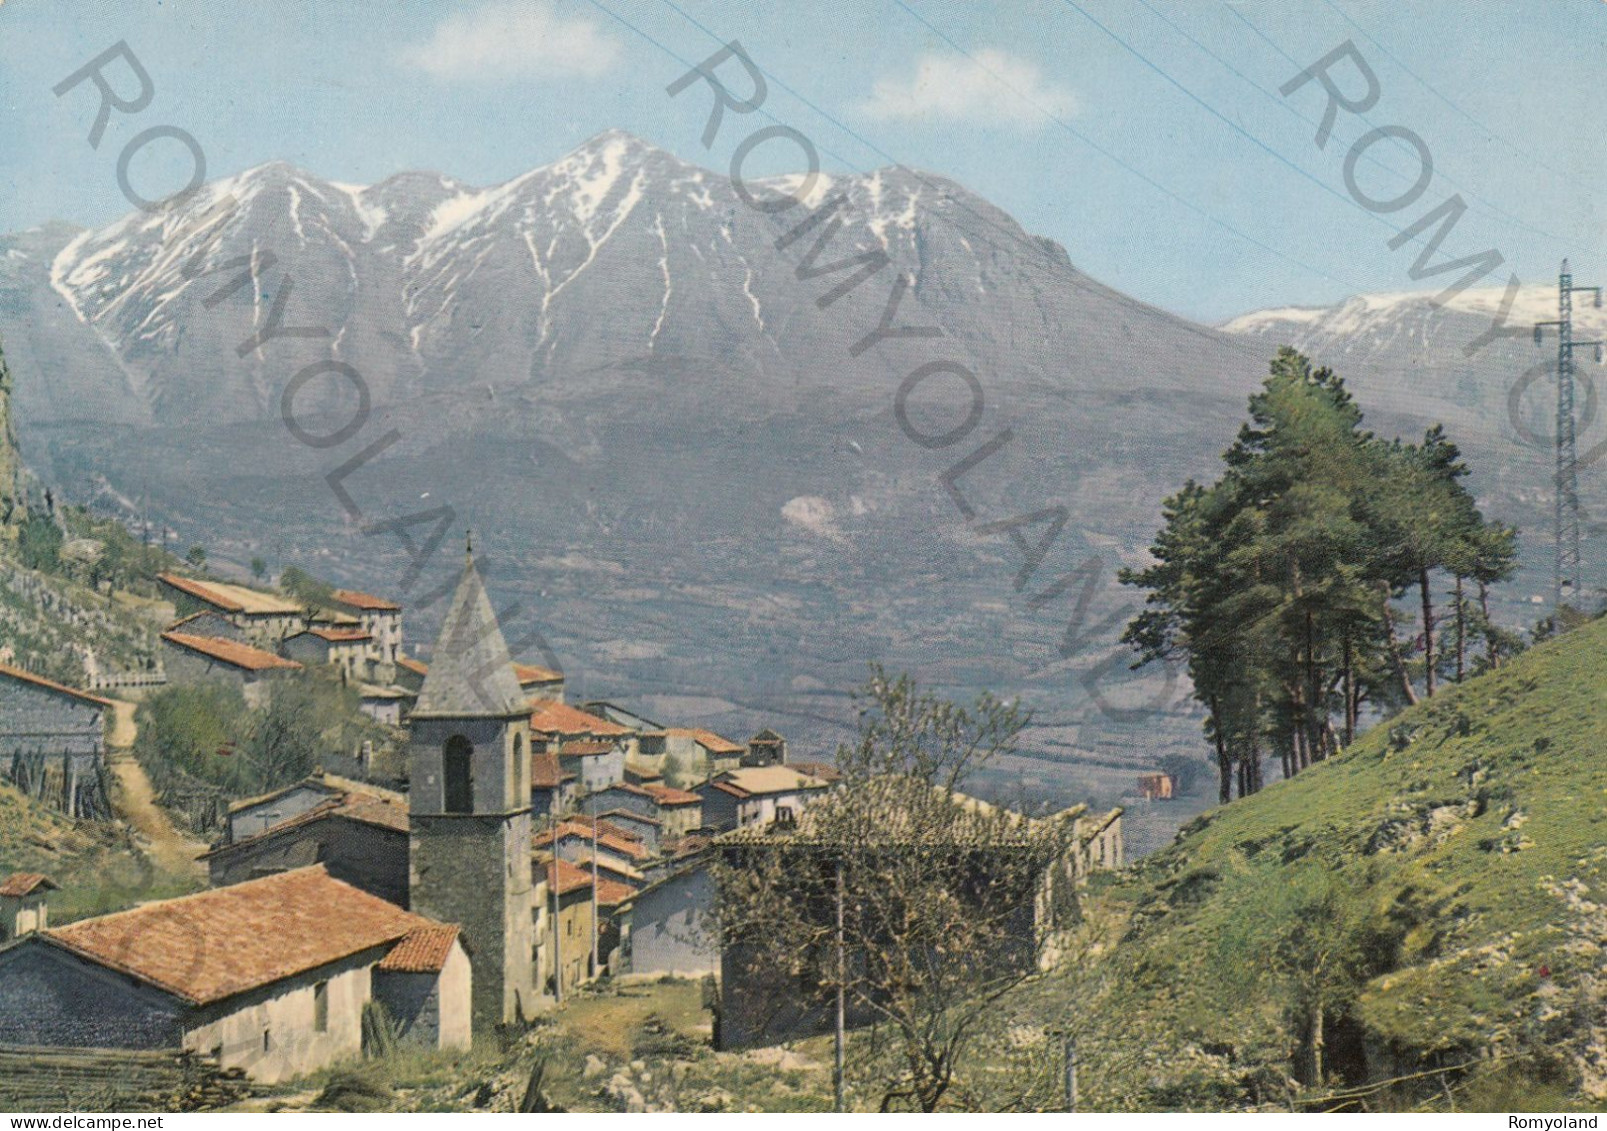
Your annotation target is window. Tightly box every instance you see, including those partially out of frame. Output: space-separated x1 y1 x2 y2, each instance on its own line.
263 1029 272 1053
444 735 474 813
313 980 329 1032
513 733 526 796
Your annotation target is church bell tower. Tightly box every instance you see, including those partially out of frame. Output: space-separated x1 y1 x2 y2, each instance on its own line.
408 546 535 1027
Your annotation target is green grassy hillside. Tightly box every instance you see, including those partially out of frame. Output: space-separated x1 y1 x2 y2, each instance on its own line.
1044 616 1607 1111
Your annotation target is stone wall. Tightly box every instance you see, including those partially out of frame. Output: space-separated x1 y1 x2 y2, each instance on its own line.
0 941 185 1049
410 812 535 1025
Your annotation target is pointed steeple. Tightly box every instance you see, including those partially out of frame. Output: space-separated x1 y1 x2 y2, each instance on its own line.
413 552 527 717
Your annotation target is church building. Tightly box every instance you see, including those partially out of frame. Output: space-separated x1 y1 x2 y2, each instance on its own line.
406 549 538 1028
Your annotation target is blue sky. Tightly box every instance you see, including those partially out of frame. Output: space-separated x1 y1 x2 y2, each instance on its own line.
1 0 1603 322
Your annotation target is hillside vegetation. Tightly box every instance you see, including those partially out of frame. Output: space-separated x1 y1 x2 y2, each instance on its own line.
1043 614 1607 1111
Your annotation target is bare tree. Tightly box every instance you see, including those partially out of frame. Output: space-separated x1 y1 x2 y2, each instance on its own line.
714 667 1083 1111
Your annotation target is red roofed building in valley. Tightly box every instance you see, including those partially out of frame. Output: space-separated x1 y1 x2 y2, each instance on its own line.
328 589 404 677
160 630 301 708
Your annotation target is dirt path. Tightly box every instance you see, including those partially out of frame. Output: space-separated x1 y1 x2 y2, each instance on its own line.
104 699 207 879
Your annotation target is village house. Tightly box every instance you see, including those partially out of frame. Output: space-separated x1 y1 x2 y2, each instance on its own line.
529 700 637 766
516 663 564 704
558 738 626 793
531 749 578 820
697 765 833 833
743 728 788 767
202 781 411 908
539 858 598 1001
713 782 1123 1049
394 654 428 694
643 782 704 839
1137 772 1176 801
536 818 652 882
355 683 407 727
589 780 660 821
653 727 745 779
1079 805 1125 872
0 661 113 819
587 779 702 843
601 808 662 853
157 574 307 646
328 589 404 676
160 630 301 708
0 866 470 1082
0 873 57 942
624 863 717 980
282 626 373 682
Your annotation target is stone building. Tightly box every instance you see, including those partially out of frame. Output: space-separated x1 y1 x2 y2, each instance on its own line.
557 738 625 793
531 749 577 820
329 589 404 677
157 574 307 646
536 819 652 883
642 782 704 839
529 700 636 766
0 866 470 1082
713 783 1120 1049
743 728 788 767
0 873 57 941
282 627 372 682
202 785 410 907
0 661 112 818
650 727 745 779
406 552 537 1028
539 858 596 1001
697 766 833 833
159 631 301 708
625 864 717 980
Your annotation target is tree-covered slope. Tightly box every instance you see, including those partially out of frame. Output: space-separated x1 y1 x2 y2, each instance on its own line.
1066 616 1607 1110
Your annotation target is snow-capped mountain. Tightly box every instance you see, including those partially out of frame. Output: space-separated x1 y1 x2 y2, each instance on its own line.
24 129 1235 433
0 132 1578 834
1221 283 1601 497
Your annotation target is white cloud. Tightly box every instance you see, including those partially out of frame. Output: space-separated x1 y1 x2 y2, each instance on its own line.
398 1 622 81
860 48 1076 128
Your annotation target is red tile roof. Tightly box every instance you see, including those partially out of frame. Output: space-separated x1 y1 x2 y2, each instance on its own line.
45 866 441 1005
558 739 616 758
536 820 650 861
376 923 461 973
0 662 114 710
545 857 592 896
301 627 371 644
644 783 702 807
514 663 563 685
161 632 302 673
664 727 744 754
0 872 58 898
531 750 577 789
596 781 655 800
157 574 302 616
595 877 635 907
202 791 409 859
396 656 428 676
601 807 661 829
529 701 629 738
332 589 401 612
